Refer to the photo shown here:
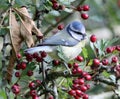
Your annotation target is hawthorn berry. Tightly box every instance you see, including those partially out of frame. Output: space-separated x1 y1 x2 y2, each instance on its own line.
15 72 21 77
78 78 85 85
116 45 120 51
73 63 79 68
72 68 77 74
106 47 114 53
93 59 100 67
72 84 79 90
75 90 82 97
11 84 20 95
81 13 89 20
52 3 59 10
30 90 37 97
112 56 118 63
15 63 21 70
68 63 72 68
36 80 41 86
51 0 57 3
32 52 39 58
57 24 64 30
27 70 33 76
76 55 84 62
26 53 33 62
40 51 47 58
36 56 43 62
85 74 92 81
82 5 90 11
90 35 97 43
29 82 36 89
73 79 79 84
52 60 60 66
32 95 39 99
20 62 27 70
80 85 87 92
82 94 89 99
102 59 109 65
16 53 22 59
48 95 54 99
37 35 43 39
76 67 83 74
68 89 76 96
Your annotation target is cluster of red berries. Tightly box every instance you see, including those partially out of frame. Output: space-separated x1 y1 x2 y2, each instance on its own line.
76 5 90 20
51 0 65 10
67 56 91 99
29 80 41 99
25 51 47 62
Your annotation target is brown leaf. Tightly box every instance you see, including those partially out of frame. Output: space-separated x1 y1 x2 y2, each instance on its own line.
6 7 43 82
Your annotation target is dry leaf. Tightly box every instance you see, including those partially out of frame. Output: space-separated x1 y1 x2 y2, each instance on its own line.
6 7 43 83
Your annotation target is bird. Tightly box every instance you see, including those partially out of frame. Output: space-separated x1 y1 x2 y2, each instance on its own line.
24 21 87 61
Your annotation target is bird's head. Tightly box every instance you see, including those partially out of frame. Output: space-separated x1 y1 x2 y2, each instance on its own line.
66 21 86 41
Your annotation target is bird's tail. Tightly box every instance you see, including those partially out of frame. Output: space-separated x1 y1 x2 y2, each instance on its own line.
24 46 53 54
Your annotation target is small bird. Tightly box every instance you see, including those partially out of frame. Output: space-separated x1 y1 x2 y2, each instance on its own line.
24 21 87 61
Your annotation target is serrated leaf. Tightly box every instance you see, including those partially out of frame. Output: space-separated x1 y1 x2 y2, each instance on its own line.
0 27 9 35
109 75 116 83
82 47 88 59
102 71 110 78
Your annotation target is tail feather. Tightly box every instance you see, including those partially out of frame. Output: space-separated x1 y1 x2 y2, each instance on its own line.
24 46 53 54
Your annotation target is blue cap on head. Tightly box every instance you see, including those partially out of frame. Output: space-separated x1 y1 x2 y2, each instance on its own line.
71 21 83 30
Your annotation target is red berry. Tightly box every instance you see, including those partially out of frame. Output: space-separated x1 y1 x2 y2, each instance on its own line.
41 51 47 58
93 59 100 67
74 95 80 99
76 67 83 74
36 80 41 86
29 82 36 89
68 63 72 68
52 3 59 10
106 47 114 53
112 56 118 63
85 74 92 81
32 52 39 58
81 13 89 20
36 56 43 62
68 89 76 96
11 84 20 95
75 90 82 97
80 85 87 92
21 62 27 70
73 79 79 84
90 35 97 43
82 94 89 99
27 70 33 76
85 84 90 90
32 95 39 99
116 45 120 51
57 24 64 30
15 72 21 77
73 63 79 68
82 5 90 11
59 5 65 10
102 59 109 65
16 63 21 70
77 6 83 11
115 65 120 71
78 78 84 85
30 90 37 96
48 95 54 99
16 53 21 59
52 60 60 66
72 68 77 74
72 84 79 90
26 53 33 62
76 56 84 62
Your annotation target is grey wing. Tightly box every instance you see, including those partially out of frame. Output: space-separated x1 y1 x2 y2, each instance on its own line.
38 30 79 46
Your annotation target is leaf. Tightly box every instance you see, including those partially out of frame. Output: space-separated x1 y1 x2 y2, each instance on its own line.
0 27 9 36
82 47 88 59
14 7 43 47
102 71 110 78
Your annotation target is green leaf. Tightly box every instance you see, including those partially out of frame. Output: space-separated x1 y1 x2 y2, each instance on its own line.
109 75 116 83
82 47 88 59
0 27 9 36
102 71 110 78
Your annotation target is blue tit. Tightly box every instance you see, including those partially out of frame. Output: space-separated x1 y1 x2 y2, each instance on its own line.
24 21 87 61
